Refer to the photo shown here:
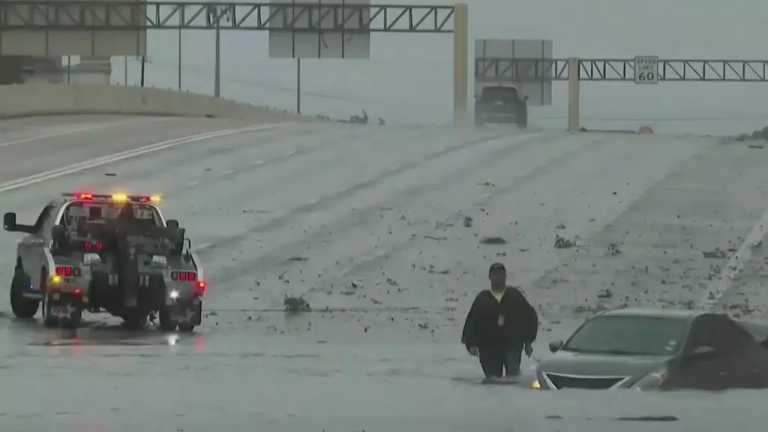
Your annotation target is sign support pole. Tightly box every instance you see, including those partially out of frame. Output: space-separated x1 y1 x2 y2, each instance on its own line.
453 3 468 127
297 57 302 114
214 19 221 98
567 57 580 131
178 27 182 91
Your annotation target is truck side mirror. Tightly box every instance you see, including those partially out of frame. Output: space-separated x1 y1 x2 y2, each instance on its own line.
3 212 17 231
166 219 180 230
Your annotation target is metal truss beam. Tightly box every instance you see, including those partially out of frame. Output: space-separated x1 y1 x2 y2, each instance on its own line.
0 2 456 32
476 58 768 82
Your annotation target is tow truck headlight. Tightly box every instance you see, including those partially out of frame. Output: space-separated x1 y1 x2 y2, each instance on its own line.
169 289 180 300
633 370 667 391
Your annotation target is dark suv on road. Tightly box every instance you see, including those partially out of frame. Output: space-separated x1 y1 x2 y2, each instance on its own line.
475 85 528 128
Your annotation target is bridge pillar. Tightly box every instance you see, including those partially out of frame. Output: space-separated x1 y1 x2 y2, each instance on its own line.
453 3 468 127
568 57 580 131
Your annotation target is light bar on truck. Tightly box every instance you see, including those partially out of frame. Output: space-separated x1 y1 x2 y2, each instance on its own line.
63 192 162 205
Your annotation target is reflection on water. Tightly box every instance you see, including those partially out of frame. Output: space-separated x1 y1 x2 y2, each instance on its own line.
194 334 207 353
167 334 179 346
16 321 210 356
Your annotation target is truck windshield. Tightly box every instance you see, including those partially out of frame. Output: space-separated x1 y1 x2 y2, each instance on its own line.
62 202 162 233
563 315 688 356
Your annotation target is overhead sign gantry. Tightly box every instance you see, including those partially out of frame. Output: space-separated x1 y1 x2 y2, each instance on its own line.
475 57 768 130
0 1 469 124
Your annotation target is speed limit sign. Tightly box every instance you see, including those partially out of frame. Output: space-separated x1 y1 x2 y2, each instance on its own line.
634 56 659 84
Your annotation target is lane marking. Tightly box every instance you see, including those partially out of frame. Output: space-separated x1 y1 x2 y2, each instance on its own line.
0 122 291 193
702 211 768 309
0 118 165 149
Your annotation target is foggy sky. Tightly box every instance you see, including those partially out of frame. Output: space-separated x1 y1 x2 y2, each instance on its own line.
122 0 768 132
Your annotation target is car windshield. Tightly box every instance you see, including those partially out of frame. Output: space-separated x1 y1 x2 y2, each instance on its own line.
481 86 518 101
563 316 688 356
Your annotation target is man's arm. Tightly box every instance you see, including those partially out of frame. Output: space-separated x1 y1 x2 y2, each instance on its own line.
522 294 539 344
461 293 483 348
508 288 538 344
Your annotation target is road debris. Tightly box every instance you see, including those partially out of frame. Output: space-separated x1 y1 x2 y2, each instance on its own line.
287 256 309 262
597 289 614 299
608 243 622 256
480 236 507 245
284 296 311 313
702 248 728 259
554 234 577 249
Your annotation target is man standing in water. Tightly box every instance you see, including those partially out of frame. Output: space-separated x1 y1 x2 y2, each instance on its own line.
462 263 538 379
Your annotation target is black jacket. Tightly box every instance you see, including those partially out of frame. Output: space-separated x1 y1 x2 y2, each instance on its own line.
461 287 538 349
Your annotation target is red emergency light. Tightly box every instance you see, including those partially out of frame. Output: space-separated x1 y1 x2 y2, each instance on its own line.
171 271 197 282
194 280 208 297
63 192 162 204
84 240 104 252
74 192 94 201
55 265 81 277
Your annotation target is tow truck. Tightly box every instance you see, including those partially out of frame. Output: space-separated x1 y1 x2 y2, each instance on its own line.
3 192 206 331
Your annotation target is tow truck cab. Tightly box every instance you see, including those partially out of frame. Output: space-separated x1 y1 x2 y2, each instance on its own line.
3 192 206 331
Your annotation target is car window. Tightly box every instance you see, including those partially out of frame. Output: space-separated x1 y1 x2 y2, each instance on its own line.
687 315 754 354
481 86 518 101
563 315 689 356
33 205 54 236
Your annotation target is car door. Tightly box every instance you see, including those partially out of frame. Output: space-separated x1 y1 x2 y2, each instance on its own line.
670 314 764 390
20 204 56 291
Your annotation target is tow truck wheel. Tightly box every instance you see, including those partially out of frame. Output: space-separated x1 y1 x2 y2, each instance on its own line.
10 271 39 319
42 294 58 328
159 308 178 331
62 307 82 329
122 310 146 330
178 323 195 333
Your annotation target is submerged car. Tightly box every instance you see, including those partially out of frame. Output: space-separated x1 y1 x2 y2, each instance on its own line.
532 308 768 391
474 85 528 128
3 192 207 331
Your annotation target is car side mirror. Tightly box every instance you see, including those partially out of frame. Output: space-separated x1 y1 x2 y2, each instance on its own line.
549 340 564 353
3 212 17 231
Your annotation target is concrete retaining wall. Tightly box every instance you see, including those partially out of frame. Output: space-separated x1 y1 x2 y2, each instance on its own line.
0 84 303 121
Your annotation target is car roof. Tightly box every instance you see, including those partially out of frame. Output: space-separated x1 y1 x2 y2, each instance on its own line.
597 308 704 320
482 84 519 91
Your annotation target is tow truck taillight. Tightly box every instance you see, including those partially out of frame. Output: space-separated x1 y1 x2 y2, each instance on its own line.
55 265 81 277
171 271 197 282
84 240 104 252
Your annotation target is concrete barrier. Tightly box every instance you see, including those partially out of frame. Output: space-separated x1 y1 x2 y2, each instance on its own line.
0 83 305 121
